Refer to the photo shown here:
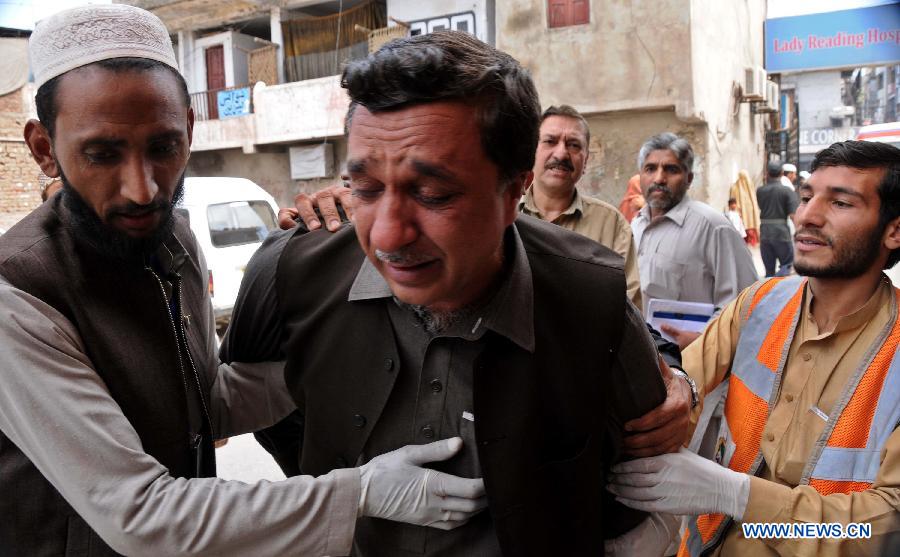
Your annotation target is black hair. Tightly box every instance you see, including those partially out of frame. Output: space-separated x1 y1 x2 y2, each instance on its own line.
541 105 590 146
811 140 900 269
35 57 190 138
341 30 541 183
767 160 783 178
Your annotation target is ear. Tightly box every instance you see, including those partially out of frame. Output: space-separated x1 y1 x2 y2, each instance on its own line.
883 215 900 252
24 119 59 178
503 170 531 225
186 106 195 151
687 171 695 186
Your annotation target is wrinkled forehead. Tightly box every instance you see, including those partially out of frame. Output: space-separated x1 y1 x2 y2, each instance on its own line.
644 149 683 167
540 115 588 140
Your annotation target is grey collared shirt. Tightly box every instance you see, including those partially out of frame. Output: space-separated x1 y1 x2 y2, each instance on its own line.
348 227 533 557
631 195 759 311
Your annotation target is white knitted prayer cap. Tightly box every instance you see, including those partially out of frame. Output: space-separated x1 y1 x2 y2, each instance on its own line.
29 3 178 90
782 163 797 173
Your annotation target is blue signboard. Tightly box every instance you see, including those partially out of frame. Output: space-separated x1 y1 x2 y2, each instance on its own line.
216 88 251 118
765 3 900 72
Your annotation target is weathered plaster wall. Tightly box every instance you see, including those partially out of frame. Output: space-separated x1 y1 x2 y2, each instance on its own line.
688 0 766 210
579 109 706 206
495 0 695 117
496 0 764 209
192 114 256 151
254 76 349 144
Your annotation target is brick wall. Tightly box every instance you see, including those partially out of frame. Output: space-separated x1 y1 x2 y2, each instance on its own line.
0 85 42 229
0 140 42 211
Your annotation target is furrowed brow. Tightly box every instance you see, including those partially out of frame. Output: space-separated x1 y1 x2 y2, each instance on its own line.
411 159 457 184
346 159 367 174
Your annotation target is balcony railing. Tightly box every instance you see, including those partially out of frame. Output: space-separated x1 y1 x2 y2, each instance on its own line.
190 85 254 122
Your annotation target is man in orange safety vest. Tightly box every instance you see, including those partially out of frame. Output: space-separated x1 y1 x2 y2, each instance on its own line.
607 140 900 556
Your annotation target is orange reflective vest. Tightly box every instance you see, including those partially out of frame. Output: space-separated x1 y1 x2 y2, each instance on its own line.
678 276 900 556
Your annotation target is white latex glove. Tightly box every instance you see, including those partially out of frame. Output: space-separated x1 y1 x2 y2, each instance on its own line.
604 512 680 557
607 447 750 520
358 437 488 530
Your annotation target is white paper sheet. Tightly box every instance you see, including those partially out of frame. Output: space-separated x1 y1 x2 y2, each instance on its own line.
647 298 716 342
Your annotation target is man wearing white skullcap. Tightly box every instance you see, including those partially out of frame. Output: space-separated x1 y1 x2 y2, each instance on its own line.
0 4 485 556
781 162 797 190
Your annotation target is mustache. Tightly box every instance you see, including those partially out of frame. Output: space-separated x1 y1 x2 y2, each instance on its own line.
107 198 171 220
794 228 833 246
545 158 574 172
647 184 671 196
375 248 433 266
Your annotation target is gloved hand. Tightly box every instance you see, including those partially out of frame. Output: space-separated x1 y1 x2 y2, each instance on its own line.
358 437 488 530
607 448 750 520
604 512 680 557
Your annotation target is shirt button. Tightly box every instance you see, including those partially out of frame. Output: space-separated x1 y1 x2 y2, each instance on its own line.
352 414 367 428
430 379 443 393
421 425 435 439
802 353 812 361
785 394 794 403
767 433 775 442
384 358 394 372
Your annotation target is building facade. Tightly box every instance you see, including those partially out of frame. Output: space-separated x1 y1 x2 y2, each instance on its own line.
0 37 40 230
129 0 767 212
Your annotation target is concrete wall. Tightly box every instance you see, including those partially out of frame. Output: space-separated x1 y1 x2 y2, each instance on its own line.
254 76 349 144
192 114 256 152
580 109 706 206
495 0 764 208
496 0 695 116
688 0 766 209
780 70 846 130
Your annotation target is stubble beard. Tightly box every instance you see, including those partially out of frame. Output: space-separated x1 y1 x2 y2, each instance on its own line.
793 225 884 279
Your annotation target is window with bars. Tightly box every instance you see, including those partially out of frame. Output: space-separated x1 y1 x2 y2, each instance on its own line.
548 0 590 28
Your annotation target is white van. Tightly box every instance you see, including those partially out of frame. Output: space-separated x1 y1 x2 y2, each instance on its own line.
180 177 279 325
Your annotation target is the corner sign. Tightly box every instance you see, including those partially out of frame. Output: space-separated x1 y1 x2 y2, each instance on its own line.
765 3 900 73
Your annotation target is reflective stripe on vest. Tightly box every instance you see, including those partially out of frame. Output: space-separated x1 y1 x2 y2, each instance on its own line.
678 278 900 556
805 300 900 495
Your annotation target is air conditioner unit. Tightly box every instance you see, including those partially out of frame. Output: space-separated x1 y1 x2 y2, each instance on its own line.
743 66 766 101
829 105 855 118
765 81 780 112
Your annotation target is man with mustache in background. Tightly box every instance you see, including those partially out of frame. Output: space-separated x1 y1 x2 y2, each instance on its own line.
631 132 758 349
518 105 643 309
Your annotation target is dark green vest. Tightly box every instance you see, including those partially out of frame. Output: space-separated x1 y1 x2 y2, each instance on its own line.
275 215 657 556
0 197 213 556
